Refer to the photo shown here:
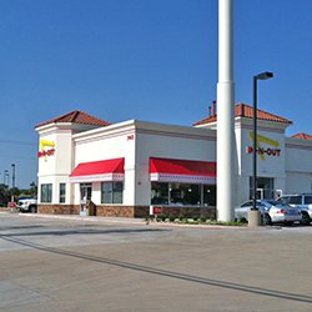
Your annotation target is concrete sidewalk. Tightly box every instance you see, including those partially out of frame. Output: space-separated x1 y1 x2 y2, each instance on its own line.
19 212 282 231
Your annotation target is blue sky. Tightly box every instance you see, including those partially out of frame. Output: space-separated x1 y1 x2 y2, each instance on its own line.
0 0 312 188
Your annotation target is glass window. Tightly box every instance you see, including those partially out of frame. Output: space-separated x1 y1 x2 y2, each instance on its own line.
170 183 200 206
80 183 92 201
151 182 217 206
112 182 123 204
304 196 312 205
151 182 169 205
101 182 123 204
289 196 302 205
203 185 216 206
278 196 290 205
41 184 52 203
59 183 66 203
241 201 252 207
249 177 274 200
101 182 112 203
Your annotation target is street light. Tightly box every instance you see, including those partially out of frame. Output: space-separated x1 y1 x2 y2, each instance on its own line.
11 164 16 188
252 71 274 211
4 170 9 186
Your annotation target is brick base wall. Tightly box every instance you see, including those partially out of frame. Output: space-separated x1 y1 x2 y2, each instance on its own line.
38 204 149 218
38 205 80 215
96 206 149 218
38 204 216 219
154 206 216 219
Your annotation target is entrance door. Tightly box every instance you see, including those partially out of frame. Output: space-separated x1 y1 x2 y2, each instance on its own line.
80 183 92 201
257 188 264 200
80 183 92 216
250 177 275 200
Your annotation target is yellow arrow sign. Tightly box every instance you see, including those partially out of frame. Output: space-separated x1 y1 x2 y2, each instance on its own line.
248 132 280 160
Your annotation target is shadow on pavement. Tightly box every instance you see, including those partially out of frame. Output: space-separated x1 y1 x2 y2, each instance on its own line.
0 227 170 237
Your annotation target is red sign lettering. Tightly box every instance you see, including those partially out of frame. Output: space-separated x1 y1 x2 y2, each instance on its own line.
38 148 55 158
246 146 281 157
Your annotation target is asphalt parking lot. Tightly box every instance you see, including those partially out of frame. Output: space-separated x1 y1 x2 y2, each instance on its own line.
0 213 312 312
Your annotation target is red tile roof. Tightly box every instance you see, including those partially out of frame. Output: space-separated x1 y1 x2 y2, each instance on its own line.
35 110 112 128
193 103 293 126
291 133 312 140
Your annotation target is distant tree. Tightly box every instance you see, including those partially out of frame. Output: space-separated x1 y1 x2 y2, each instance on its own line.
0 184 10 206
10 187 21 197
0 182 38 206
29 182 37 198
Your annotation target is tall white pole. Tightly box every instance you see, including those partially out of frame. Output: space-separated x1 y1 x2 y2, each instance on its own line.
217 0 236 221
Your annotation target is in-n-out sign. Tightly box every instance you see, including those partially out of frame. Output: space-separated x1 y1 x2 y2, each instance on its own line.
247 132 281 160
246 146 281 157
38 139 55 159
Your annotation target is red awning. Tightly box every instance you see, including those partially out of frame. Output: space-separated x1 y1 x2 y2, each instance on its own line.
150 157 216 184
69 158 124 183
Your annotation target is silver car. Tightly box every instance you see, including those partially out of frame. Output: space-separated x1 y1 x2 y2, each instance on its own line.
235 200 302 225
277 194 312 225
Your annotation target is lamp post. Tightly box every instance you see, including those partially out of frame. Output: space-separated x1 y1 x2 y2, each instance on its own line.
11 164 15 188
4 170 9 186
252 71 274 212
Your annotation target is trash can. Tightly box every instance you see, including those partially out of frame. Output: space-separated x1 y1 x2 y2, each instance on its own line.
86 200 96 216
248 209 261 227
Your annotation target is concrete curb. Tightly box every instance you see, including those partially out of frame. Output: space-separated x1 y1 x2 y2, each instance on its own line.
19 213 145 225
19 213 282 231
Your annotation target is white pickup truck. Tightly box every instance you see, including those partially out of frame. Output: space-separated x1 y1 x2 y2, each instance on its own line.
17 198 37 213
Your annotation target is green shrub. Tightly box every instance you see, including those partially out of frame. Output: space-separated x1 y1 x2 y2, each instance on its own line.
168 214 176 222
199 216 207 223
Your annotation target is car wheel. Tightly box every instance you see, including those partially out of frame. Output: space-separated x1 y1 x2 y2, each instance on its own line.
29 206 37 213
300 212 311 226
262 214 272 226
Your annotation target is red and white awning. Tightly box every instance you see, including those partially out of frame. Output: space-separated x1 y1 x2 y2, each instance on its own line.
150 157 216 184
69 158 124 183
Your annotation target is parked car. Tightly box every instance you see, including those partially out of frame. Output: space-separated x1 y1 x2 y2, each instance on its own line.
277 194 312 225
235 200 302 225
17 198 37 213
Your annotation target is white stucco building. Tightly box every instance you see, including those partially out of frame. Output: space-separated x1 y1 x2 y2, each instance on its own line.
35 104 312 218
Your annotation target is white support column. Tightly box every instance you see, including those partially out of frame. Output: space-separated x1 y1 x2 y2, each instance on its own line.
217 0 236 221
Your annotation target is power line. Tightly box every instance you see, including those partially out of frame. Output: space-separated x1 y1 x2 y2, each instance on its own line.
0 154 37 160
0 139 36 146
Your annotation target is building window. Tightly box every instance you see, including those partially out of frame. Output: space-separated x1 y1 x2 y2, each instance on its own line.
151 182 169 205
151 182 216 206
59 183 66 203
203 185 216 206
170 183 201 206
101 182 123 204
41 184 52 203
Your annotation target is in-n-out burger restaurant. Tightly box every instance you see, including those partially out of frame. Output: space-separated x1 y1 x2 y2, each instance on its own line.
35 103 312 218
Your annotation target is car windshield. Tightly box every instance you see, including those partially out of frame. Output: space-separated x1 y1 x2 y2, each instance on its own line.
267 200 292 208
266 200 279 206
259 200 289 209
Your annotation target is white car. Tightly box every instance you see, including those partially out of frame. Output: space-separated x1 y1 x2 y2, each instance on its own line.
17 198 37 213
235 200 302 225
